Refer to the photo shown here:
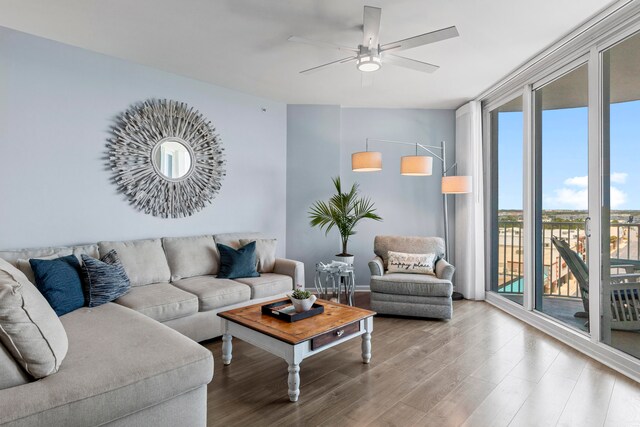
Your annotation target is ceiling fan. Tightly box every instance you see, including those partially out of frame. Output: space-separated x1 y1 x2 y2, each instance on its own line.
288 5 459 75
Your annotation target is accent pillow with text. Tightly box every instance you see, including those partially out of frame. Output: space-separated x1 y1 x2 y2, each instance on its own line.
387 251 436 275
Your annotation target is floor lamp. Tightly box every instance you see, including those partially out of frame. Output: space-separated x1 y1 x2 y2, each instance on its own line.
352 139 472 300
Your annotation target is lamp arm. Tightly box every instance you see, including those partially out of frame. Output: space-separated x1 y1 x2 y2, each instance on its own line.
417 145 445 163
443 162 457 176
364 138 445 162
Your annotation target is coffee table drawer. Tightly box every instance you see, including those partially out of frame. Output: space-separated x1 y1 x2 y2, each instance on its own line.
311 321 360 350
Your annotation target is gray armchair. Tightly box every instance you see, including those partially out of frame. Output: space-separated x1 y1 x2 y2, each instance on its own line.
368 235 455 319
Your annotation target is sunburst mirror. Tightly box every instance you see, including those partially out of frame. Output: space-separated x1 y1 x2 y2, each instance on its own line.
108 99 225 218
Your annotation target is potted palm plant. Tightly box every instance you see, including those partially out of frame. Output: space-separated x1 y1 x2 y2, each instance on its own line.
309 177 382 265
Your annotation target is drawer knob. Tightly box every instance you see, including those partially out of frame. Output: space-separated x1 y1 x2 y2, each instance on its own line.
336 329 344 337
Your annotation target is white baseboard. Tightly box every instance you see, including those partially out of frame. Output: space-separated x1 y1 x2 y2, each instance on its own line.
486 292 640 383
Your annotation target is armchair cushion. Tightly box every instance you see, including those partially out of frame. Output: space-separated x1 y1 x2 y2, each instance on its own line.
368 256 384 276
435 258 455 281
371 273 452 298
374 235 445 268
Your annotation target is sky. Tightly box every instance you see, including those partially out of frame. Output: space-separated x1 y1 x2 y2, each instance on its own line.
497 100 639 210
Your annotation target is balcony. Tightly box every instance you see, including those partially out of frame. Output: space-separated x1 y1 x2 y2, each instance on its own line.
496 220 640 334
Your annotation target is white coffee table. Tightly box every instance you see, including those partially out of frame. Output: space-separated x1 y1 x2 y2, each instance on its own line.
217 298 375 402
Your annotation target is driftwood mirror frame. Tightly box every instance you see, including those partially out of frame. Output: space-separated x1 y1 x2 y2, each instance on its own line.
108 99 225 218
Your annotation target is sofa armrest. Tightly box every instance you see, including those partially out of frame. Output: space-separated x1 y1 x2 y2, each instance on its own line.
369 256 384 277
273 258 305 289
435 258 455 281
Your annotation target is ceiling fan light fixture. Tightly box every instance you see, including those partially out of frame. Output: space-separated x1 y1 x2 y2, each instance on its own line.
356 55 381 72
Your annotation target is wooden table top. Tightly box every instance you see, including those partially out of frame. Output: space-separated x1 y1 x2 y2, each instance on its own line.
217 298 376 345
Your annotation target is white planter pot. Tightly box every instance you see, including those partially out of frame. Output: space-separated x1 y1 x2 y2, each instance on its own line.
335 255 354 266
289 294 317 313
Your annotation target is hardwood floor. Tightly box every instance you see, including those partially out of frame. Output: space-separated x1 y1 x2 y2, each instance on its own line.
203 294 640 426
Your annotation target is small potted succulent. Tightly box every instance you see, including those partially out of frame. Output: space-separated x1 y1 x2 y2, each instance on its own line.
289 285 317 313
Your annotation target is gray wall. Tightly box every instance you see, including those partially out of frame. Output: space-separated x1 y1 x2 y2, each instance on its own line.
0 27 287 256
287 106 456 289
286 105 341 288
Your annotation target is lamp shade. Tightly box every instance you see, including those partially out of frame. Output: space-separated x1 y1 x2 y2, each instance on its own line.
352 151 382 172
400 156 432 176
442 175 472 194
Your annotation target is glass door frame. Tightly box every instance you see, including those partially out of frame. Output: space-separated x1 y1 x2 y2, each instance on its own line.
484 89 528 304
591 22 640 346
530 56 591 333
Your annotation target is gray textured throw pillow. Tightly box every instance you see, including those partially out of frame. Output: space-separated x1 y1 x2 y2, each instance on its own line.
81 250 131 307
0 258 68 378
239 238 277 273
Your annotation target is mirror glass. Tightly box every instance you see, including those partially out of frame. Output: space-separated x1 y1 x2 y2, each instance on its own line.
153 139 192 180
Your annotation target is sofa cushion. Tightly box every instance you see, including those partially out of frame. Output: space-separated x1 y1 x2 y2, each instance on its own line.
0 258 68 379
374 235 446 268
0 244 99 271
30 255 85 316
98 239 171 286
81 251 131 307
114 283 198 322
162 235 220 281
217 242 260 280
0 342 30 390
17 253 66 284
370 273 452 297
172 276 251 311
235 273 293 299
240 238 277 273
214 232 264 249
0 303 213 427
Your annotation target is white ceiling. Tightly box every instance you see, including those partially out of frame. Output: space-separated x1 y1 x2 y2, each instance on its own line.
0 0 614 109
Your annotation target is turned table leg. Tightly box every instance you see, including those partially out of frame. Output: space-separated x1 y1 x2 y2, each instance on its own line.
222 333 233 365
287 363 300 402
361 317 373 364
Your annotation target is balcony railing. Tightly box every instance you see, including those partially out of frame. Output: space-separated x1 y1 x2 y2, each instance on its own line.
497 220 640 298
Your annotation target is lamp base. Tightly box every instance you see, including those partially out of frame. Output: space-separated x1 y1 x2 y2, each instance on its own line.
452 291 464 301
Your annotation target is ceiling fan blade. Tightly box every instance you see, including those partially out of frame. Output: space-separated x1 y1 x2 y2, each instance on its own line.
361 72 374 88
288 36 358 53
300 56 357 74
384 54 440 73
362 6 382 48
381 26 459 53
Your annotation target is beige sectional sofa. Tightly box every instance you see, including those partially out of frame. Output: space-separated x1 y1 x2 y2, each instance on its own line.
0 232 304 427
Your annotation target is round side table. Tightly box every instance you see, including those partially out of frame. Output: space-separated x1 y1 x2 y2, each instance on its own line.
314 263 356 306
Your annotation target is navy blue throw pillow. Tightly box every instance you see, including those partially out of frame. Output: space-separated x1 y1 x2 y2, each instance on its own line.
30 255 85 316
81 250 131 307
217 241 260 279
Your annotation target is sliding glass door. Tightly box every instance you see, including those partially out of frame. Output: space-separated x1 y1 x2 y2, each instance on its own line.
533 63 590 332
485 9 640 375
601 31 640 358
489 96 524 305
